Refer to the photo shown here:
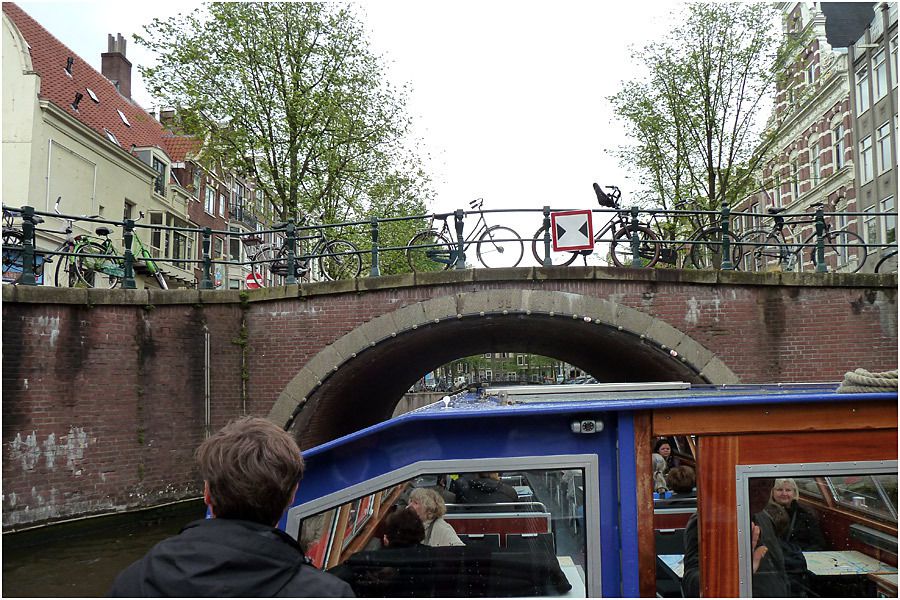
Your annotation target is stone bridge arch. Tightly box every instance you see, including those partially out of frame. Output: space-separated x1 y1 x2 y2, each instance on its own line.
269 289 738 447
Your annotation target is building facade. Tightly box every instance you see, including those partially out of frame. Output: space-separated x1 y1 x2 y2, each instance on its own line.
847 2 898 267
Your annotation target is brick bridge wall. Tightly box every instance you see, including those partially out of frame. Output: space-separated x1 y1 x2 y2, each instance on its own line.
2 268 896 528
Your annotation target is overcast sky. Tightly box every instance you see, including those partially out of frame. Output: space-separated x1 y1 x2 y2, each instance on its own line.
17 1 683 225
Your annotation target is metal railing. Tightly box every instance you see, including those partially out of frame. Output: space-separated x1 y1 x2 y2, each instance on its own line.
2 201 896 288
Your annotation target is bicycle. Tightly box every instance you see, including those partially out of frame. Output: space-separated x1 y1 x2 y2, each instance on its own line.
530 184 660 267
2 207 30 283
647 208 735 270
245 221 362 282
406 198 524 271
873 247 897 273
734 205 867 273
55 208 168 289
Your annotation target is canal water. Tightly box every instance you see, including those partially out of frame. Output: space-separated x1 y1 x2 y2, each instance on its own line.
3 499 206 597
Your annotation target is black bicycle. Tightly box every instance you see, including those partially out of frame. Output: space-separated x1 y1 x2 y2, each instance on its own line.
734 205 867 273
406 198 524 271
873 247 897 273
246 221 362 282
530 184 661 267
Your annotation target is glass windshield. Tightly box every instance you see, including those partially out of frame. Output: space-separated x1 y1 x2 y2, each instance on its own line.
299 468 588 597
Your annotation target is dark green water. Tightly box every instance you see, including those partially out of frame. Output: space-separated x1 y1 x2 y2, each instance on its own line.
2 500 206 597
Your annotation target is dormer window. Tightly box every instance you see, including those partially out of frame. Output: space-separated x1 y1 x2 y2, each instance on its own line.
86 88 99 103
117 109 131 127
104 128 119 145
152 157 166 196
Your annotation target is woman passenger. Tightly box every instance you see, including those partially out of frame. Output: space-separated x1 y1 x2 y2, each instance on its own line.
408 488 464 547
653 438 679 473
770 478 826 551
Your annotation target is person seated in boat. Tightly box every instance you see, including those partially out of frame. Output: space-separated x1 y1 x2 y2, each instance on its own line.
451 472 519 503
653 438 680 473
108 417 353 597
665 466 697 500
408 488 464 547
652 453 669 495
769 478 826 551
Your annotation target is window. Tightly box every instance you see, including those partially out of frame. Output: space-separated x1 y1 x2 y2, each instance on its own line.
117 109 131 127
484 369 492 381
169 216 192 265
152 157 166 196
192 167 201 199
881 196 895 245
855 66 870 113
517 355 526 366
484 353 492 359
104 129 119 146
86 88 99 103
876 123 892 175
123 201 135 221
506 372 517 382
809 138 820 184
228 278 241 290
860 136 874 183
872 48 888 100
892 36 898 88
292 465 590 596
832 124 845 170
233 181 245 210
229 226 242 262
149 212 163 258
214 236 224 259
864 206 878 245
791 159 800 198
806 59 816 85
204 186 215 215
218 193 225 218
774 176 783 208
737 462 898 598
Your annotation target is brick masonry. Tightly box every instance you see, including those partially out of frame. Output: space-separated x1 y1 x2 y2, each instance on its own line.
2 268 896 528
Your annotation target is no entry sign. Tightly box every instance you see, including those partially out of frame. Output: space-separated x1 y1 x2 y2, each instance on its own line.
550 210 594 252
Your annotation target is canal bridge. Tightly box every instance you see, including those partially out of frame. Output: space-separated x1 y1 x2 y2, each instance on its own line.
2 267 897 527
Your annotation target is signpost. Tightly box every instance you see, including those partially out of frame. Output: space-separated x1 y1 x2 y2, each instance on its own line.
550 210 594 252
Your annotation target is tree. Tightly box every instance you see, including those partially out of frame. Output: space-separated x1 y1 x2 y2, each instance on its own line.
136 2 430 229
609 3 807 236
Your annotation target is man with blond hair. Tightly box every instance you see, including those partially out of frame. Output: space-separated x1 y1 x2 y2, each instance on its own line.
109 417 353 597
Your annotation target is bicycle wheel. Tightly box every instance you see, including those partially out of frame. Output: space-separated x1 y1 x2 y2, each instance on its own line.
874 249 898 273
733 229 787 272
476 225 523 269
73 241 121 288
407 230 454 272
2 230 24 283
530 225 579 267
319 240 362 281
54 247 78 287
687 227 729 270
810 229 867 273
609 226 661 268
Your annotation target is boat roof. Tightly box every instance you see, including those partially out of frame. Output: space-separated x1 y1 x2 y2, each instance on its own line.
304 382 896 458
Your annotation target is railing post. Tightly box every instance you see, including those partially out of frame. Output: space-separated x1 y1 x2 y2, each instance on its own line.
20 206 37 286
815 206 827 273
720 202 734 271
630 206 641 267
200 228 214 289
454 209 466 270
369 216 380 277
542 205 552 267
122 218 136 289
285 221 297 285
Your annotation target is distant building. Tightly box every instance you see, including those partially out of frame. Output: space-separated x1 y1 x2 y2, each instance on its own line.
847 2 897 267
734 2 878 272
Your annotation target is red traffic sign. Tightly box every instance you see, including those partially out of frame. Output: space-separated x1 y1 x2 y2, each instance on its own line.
551 210 594 251
246 272 264 289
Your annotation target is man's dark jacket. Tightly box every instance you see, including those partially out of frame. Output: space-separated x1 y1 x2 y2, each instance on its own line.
108 518 354 597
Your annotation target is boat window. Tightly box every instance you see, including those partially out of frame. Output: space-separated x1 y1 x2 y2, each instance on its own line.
297 468 588 597
826 475 898 523
736 463 898 598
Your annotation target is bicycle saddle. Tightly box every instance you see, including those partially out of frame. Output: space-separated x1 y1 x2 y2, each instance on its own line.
767 207 786 215
95 226 112 236
593 183 618 208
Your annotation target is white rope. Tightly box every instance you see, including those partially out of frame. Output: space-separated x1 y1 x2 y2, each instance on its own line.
836 368 898 393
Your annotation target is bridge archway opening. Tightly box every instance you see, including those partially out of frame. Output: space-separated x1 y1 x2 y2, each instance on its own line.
285 313 707 448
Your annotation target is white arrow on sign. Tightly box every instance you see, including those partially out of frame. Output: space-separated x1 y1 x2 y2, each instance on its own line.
550 210 594 251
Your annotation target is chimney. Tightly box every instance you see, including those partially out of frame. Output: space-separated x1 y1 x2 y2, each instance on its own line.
101 33 131 99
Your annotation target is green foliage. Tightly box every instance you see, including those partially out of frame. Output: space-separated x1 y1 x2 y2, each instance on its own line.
135 2 433 228
609 3 808 235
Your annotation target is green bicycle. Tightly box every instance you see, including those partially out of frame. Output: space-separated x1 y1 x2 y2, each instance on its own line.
59 212 167 289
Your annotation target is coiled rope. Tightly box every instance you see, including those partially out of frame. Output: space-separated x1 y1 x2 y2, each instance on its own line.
835 368 898 393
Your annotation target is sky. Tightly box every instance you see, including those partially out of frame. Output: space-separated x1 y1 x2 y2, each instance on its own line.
16 1 683 233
